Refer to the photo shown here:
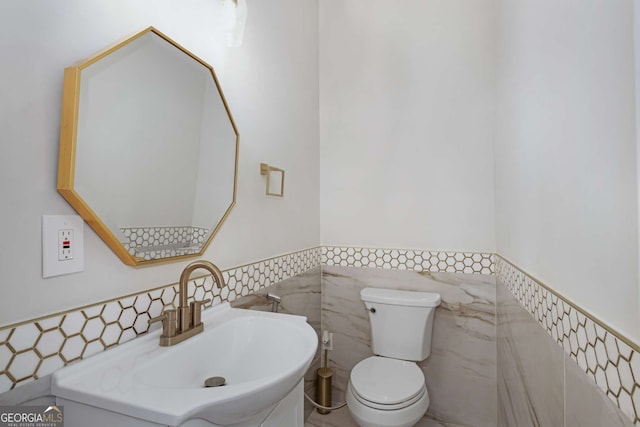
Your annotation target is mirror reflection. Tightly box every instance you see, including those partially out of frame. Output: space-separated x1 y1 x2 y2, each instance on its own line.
58 28 239 265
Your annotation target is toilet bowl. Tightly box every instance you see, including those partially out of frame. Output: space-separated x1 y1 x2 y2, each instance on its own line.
346 356 429 427
346 288 440 427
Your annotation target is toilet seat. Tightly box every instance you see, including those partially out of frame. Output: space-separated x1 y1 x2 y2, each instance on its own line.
350 356 426 410
351 383 426 411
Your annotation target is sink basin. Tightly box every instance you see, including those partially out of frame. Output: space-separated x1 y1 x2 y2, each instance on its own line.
51 303 318 426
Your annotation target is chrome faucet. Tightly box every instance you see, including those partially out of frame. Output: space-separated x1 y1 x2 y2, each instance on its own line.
149 260 225 346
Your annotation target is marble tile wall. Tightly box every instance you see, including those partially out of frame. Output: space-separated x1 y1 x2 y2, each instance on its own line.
497 281 565 425
321 266 497 426
496 259 636 426
231 266 321 420
565 350 635 427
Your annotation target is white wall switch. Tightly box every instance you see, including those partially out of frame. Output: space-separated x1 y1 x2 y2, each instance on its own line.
43 215 84 278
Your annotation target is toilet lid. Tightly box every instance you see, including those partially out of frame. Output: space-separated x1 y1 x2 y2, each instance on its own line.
350 356 425 405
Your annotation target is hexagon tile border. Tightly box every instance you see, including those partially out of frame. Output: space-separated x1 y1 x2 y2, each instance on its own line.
495 256 640 425
0 247 320 393
322 246 494 274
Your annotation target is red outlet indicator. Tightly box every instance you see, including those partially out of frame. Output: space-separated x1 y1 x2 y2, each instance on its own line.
58 229 74 261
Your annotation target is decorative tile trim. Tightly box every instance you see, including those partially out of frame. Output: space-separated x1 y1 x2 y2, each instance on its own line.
121 226 210 260
322 246 494 275
495 256 640 425
0 247 320 394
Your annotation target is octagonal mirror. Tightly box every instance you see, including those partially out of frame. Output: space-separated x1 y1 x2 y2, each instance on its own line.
57 27 239 266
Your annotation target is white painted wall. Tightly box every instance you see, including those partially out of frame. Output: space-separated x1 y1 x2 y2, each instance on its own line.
494 0 639 341
0 0 319 326
319 0 497 252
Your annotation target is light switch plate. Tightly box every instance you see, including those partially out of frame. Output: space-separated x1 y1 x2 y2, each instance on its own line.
43 215 84 278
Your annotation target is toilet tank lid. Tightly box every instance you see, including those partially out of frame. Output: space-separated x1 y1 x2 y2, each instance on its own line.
360 288 441 307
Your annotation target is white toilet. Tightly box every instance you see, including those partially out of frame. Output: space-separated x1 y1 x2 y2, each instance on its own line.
346 287 441 427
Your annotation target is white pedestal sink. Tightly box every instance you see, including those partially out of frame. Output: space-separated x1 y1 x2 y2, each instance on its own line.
51 303 318 427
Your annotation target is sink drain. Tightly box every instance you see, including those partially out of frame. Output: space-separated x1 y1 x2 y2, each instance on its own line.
204 376 226 388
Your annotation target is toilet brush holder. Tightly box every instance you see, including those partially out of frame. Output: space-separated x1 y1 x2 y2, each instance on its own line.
316 366 333 414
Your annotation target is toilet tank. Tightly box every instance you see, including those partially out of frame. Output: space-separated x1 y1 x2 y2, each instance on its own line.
361 288 441 361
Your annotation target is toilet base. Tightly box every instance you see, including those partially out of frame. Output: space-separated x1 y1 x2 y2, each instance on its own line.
346 382 429 427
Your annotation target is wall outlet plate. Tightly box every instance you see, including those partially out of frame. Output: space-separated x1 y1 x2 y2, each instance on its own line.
43 215 84 278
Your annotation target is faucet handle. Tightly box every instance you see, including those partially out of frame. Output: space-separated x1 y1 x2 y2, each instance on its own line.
266 293 281 303
266 293 282 313
149 309 177 338
190 299 212 327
